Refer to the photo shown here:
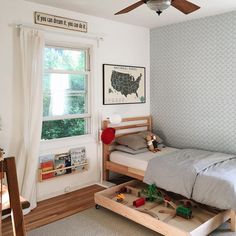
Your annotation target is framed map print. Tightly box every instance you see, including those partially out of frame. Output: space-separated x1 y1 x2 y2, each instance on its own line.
103 64 146 105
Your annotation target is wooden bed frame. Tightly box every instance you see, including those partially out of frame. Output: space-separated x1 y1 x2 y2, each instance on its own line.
102 116 151 181
102 116 236 232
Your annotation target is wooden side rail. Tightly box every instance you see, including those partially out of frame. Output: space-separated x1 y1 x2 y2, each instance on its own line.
231 210 236 232
105 161 144 181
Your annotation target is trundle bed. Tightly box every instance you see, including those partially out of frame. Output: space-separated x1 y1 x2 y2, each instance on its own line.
96 116 236 235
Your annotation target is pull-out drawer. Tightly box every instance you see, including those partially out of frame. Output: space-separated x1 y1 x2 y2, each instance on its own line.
94 180 234 236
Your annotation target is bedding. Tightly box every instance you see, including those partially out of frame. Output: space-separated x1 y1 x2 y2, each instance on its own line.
114 145 149 154
144 149 236 210
115 131 163 150
193 157 236 210
110 147 178 171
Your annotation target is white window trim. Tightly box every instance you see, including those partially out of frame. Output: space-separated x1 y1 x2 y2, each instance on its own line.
43 114 91 122
45 69 90 74
42 43 92 141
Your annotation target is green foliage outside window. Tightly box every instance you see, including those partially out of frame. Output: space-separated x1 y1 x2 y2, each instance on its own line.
44 47 86 71
41 118 86 140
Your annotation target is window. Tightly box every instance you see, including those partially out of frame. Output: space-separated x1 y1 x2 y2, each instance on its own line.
41 45 91 140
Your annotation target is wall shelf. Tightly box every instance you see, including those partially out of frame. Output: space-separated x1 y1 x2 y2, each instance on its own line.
38 161 88 182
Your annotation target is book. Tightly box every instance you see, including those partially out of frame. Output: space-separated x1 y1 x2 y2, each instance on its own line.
39 154 54 164
70 147 87 165
40 156 55 180
42 172 54 180
41 161 54 172
54 153 70 176
74 165 87 172
64 153 72 174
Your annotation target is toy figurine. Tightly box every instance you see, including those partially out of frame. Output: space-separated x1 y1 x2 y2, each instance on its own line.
146 135 160 152
116 193 125 203
133 198 145 207
176 205 192 219
159 201 193 220
142 184 163 202
125 185 141 197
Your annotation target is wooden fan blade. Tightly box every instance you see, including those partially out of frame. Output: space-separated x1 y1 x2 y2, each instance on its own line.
171 0 200 14
115 1 145 15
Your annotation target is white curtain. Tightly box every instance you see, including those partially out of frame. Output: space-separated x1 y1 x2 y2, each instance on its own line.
17 28 45 210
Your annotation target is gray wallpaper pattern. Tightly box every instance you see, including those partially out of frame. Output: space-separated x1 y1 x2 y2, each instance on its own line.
150 11 236 154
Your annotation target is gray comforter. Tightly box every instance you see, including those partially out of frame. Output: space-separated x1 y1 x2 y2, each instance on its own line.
144 149 236 210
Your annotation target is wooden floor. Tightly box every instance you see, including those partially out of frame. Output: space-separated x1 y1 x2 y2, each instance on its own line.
2 184 105 236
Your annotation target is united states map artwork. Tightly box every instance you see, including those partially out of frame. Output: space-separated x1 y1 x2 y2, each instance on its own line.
110 70 142 97
103 64 145 105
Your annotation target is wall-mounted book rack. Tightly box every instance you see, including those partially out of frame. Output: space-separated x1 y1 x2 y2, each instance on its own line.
38 147 88 182
38 161 88 182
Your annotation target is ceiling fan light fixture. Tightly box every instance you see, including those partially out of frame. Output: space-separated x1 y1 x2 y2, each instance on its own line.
146 0 172 14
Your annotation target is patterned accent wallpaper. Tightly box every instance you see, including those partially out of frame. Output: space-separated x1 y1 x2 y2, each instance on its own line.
150 11 236 154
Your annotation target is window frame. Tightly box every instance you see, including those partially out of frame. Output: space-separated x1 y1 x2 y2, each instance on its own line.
42 44 92 140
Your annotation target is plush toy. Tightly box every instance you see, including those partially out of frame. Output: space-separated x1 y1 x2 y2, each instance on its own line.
146 134 160 152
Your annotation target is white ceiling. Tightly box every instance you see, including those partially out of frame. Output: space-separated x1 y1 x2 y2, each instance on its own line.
26 0 236 28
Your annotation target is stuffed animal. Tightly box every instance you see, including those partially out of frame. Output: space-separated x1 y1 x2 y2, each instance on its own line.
146 134 160 152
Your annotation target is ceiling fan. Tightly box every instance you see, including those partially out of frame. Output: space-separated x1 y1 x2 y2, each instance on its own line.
115 0 200 16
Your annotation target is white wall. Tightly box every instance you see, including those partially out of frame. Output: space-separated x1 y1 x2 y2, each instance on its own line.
0 0 150 200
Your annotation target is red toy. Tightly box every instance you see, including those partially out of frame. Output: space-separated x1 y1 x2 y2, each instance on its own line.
133 198 145 207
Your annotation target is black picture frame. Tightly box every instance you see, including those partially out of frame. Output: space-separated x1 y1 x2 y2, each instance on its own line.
103 64 146 105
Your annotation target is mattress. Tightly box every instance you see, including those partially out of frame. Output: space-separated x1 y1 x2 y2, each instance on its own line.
110 147 178 171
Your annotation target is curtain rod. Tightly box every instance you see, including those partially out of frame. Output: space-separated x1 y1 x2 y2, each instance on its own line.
11 23 104 43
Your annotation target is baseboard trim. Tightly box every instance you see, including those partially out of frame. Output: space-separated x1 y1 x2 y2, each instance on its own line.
37 181 99 201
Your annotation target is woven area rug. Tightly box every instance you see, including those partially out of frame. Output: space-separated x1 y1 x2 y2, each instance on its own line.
29 208 235 236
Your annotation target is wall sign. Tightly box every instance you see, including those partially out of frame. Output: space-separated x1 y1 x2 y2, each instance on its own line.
34 12 88 33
